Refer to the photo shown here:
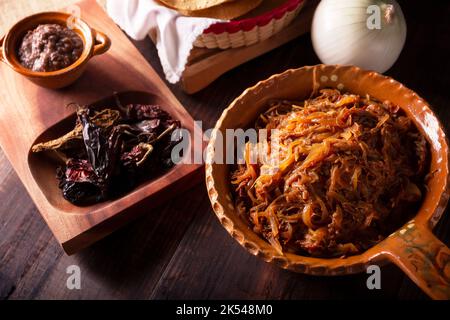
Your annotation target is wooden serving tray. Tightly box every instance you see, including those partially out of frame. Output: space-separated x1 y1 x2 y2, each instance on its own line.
0 0 203 255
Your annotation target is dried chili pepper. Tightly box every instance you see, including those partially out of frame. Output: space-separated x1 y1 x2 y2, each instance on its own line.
33 101 182 206
57 159 102 205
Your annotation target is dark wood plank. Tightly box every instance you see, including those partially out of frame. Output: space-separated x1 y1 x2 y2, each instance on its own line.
0 0 449 300
150 198 406 299
0 152 61 300
1 182 206 299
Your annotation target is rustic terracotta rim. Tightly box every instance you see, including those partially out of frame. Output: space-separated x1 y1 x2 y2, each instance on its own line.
205 65 450 282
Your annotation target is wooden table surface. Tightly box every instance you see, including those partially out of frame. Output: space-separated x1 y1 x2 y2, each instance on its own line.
0 0 449 300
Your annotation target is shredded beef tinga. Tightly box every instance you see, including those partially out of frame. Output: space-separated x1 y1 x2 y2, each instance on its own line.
231 89 429 257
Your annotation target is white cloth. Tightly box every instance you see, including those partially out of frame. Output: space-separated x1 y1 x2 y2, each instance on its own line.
106 0 224 83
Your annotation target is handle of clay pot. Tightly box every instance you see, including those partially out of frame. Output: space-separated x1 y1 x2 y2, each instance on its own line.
92 29 111 56
383 222 450 300
0 35 5 62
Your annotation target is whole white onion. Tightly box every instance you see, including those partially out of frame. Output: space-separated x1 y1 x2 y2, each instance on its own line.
311 0 407 73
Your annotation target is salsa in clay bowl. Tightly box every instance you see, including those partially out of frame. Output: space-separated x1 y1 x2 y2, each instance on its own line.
18 23 84 72
0 11 111 89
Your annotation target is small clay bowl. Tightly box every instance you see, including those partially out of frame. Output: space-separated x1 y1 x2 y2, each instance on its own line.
0 12 111 89
206 65 450 300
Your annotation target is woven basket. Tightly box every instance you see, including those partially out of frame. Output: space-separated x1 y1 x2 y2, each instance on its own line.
194 0 305 49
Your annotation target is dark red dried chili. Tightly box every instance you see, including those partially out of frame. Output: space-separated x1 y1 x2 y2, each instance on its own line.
33 102 181 205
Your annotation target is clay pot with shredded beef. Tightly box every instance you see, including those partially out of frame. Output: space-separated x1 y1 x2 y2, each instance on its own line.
231 89 429 257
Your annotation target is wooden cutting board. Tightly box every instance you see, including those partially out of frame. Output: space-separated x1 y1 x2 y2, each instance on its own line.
0 0 203 254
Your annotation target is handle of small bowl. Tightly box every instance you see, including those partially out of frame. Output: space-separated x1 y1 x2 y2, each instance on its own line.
0 35 5 63
92 29 111 57
382 222 450 300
